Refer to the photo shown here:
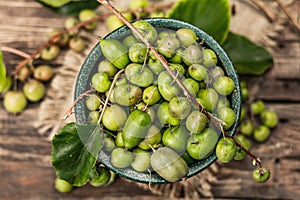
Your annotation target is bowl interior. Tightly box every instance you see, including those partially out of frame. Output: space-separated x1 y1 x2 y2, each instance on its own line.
74 18 241 184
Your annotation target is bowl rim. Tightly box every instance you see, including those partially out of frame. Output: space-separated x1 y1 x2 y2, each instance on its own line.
74 18 241 184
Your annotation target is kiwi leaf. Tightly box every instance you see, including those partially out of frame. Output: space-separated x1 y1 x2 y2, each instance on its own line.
222 32 274 75
167 0 231 45
51 122 103 186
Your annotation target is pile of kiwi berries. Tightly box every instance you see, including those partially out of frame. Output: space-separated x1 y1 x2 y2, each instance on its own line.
3 65 53 114
81 19 240 183
2 9 97 114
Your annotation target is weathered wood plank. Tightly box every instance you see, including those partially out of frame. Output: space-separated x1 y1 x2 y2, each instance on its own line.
0 161 157 200
242 78 300 102
269 39 300 80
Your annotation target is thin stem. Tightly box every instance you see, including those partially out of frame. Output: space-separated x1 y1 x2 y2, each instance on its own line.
275 0 300 32
97 69 124 125
141 47 150 73
1 46 30 58
147 168 153 190
103 129 116 138
249 0 276 22
144 87 157 110
97 0 263 168
169 69 180 85
62 88 95 120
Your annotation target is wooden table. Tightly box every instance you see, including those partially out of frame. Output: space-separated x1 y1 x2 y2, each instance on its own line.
1 0 299 199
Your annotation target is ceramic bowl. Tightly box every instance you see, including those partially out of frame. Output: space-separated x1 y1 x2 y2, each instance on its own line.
74 18 241 184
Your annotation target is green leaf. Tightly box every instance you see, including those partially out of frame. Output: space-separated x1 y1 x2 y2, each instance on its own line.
36 0 99 15
51 122 103 186
0 50 7 93
167 0 231 45
222 32 274 75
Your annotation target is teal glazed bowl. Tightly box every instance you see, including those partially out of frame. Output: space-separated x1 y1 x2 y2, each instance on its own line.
74 18 241 184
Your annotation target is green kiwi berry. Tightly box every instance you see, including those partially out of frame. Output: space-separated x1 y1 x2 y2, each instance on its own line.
3 90 27 114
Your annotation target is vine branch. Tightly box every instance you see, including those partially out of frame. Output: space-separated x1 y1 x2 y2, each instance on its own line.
62 88 95 120
249 0 276 22
11 2 174 76
275 0 300 32
1 46 30 59
12 13 112 75
97 0 263 168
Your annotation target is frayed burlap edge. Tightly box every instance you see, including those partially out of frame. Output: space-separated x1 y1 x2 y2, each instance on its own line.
130 163 219 199
33 0 294 198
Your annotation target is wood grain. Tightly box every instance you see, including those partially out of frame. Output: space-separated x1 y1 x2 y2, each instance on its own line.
0 0 299 199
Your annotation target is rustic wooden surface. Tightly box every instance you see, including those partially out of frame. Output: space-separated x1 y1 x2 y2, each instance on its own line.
0 0 300 199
